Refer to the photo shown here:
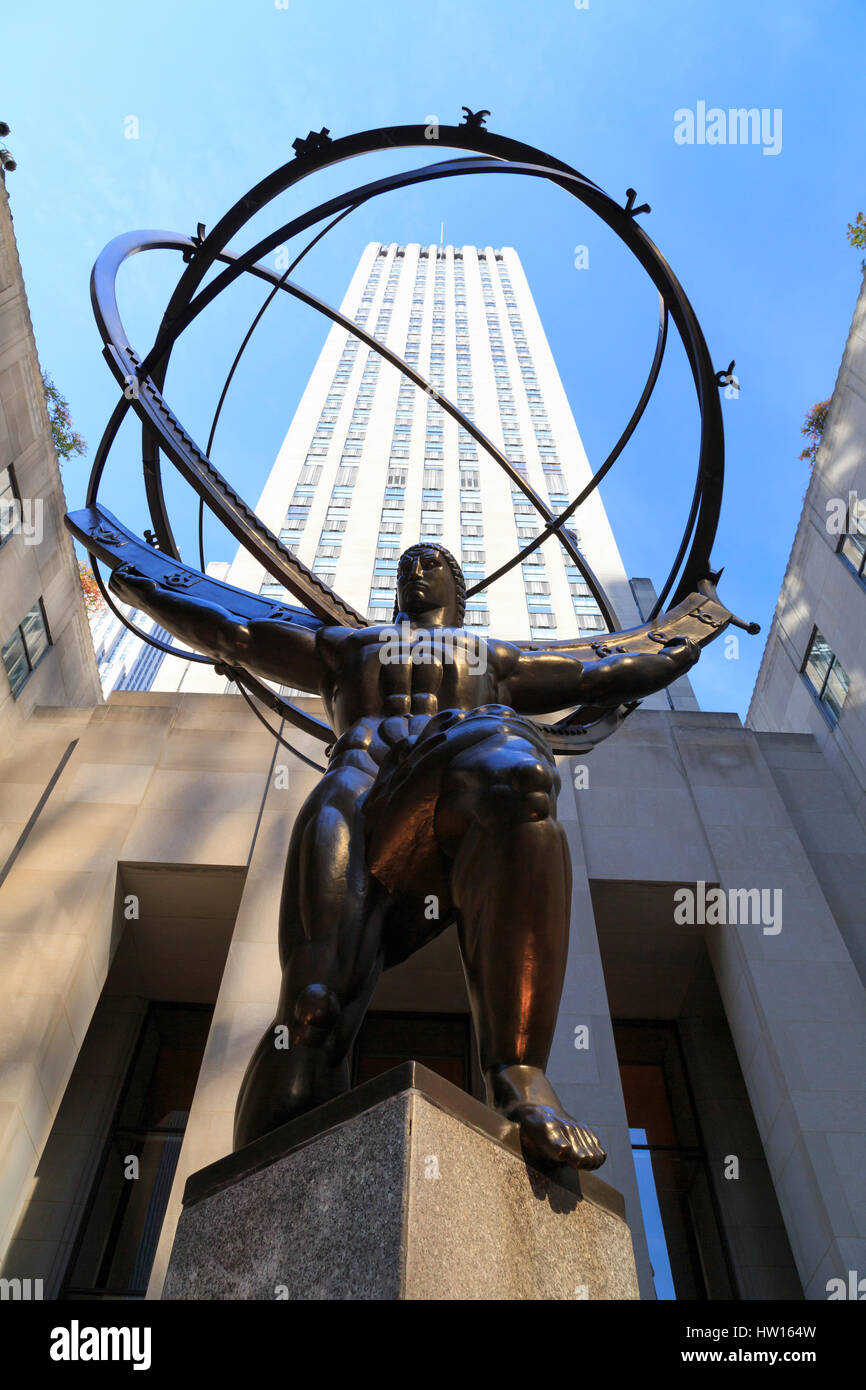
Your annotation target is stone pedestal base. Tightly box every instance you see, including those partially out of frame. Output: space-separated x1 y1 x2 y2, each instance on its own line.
163 1062 640 1300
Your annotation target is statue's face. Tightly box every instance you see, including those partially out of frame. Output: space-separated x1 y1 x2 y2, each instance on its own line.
396 547 458 620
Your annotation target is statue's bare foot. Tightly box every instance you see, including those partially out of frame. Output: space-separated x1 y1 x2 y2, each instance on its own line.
486 1063 607 1171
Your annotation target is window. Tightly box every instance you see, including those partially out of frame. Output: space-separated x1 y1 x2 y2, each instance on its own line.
2 599 52 696
1 463 21 544
614 1021 735 1300
62 1004 213 1301
838 529 866 583
802 629 850 725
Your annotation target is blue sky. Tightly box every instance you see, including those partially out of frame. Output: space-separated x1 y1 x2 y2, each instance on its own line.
4 0 864 715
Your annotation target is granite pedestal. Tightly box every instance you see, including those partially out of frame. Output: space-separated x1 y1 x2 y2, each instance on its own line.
162 1062 640 1300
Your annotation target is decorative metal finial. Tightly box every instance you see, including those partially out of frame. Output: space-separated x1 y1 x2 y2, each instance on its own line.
292 127 331 159
461 107 490 128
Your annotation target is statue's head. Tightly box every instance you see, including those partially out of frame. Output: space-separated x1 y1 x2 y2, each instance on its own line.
393 542 466 626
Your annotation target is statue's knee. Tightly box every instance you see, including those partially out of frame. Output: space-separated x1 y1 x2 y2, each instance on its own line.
483 757 556 823
510 759 555 820
289 983 341 1045
439 751 558 833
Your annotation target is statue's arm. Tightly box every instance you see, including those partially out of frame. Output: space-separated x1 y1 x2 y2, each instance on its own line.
499 635 699 715
109 564 325 693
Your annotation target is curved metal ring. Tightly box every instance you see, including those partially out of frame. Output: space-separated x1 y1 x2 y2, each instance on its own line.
91 225 617 627
127 125 722 612
82 119 727 757
91 148 721 625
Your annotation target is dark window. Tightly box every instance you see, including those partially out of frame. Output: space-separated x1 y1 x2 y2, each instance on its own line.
614 1021 735 1300
802 628 850 726
0 462 21 545
63 1003 213 1300
2 598 51 697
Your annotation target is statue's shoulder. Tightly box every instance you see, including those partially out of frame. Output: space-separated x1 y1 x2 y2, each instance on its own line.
315 623 366 664
481 634 521 672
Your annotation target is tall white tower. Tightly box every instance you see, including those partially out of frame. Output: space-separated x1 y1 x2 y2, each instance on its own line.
155 242 643 692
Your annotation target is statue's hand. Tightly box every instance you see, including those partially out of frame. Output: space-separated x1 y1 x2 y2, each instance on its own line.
109 563 160 607
658 635 700 673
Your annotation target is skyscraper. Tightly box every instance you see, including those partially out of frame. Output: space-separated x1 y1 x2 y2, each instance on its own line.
88 600 171 698
155 242 644 692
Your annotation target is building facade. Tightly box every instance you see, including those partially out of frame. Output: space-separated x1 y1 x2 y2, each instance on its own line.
1 215 865 1303
748 278 866 979
0 175 101 749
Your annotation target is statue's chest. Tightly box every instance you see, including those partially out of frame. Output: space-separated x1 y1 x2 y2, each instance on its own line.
378 642 446 699
354 632 463 717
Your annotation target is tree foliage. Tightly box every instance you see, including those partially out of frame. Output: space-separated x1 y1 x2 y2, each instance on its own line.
847 211 866 273
799 399 831 468
41 370 86 465
847 211 866 250
78 562 103 614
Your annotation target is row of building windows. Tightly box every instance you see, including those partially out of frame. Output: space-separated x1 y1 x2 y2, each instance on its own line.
281 246 596 640
478 264 555 638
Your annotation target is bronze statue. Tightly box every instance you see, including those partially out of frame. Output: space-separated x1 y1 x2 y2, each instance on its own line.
109 542 699 1171
68 116 760 1177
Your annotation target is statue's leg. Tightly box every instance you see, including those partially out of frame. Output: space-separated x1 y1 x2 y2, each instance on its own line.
233 766 384 1149
435 733 606 1170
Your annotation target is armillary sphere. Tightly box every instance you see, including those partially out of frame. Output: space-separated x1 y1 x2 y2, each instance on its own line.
66 111 758 772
